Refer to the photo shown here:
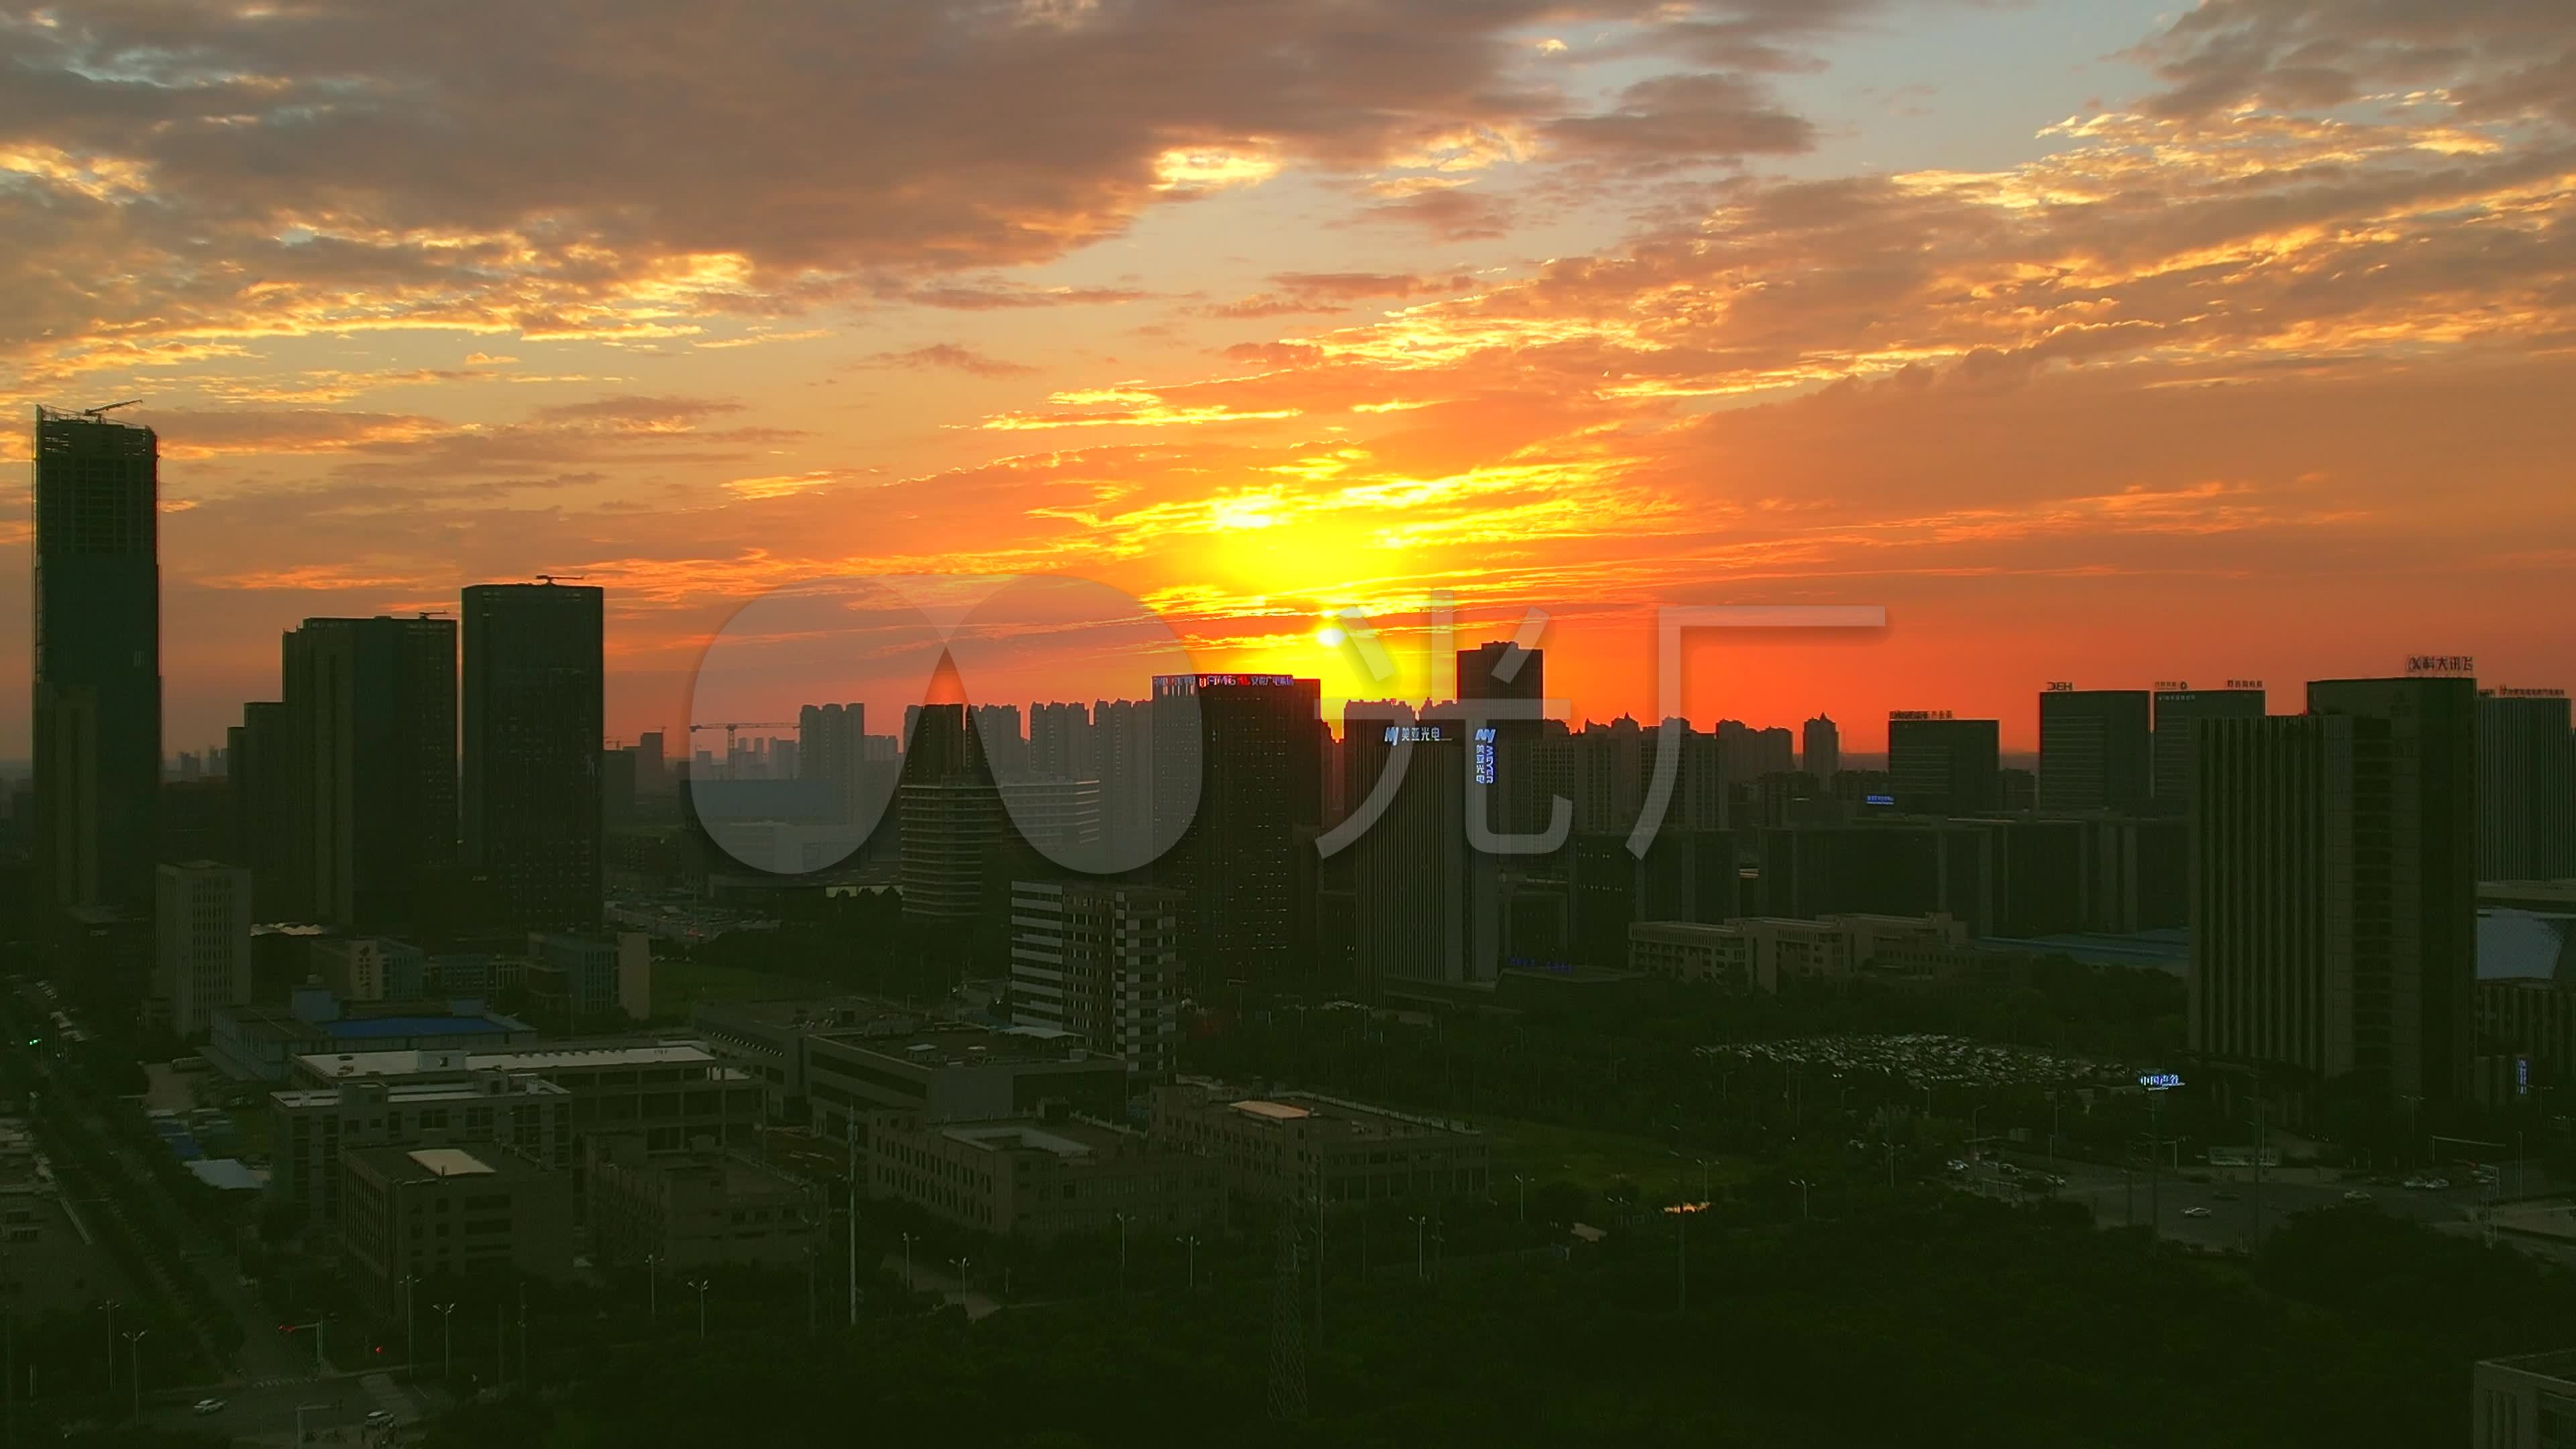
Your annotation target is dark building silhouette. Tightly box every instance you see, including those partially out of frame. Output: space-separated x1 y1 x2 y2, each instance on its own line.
2152 687 2267 814
2190 677 2477 1112
283 616 458 930
2038 688 2151 814
1152 674 1321 989
1802 715 1840 780
2477 689 2575 881
1886 714 2000 816
1754 822 1994 934
226 702 301 921
30 405 162 924
462 582 604 933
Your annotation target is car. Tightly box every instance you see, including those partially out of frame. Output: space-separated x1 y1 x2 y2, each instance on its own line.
366 1411 395 1428
1945 1160 1969 1173
2182 1206 2213 1218
2403 1177 2431 1189
2343 1189 2375 1203
2428 1177 2452 1191
191 1399 225 1416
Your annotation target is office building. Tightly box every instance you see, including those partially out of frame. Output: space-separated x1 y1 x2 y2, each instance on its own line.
311 935 420 1003
1755 822 1994 934
1626 912 1968 991
1355 719 1499 997
861 1108 1222 1241
1151 674 1322 987
462 582 604 934
1886 714 2000 816
282 615 458 930
30 406 162 928
898 780 1006 922
585 1132 820 1270
1149 1078 1489 1203
2038 688 2152 814
2190 678 2477 1110
290 1042 759 1167
2472 1350 2576 1448
225 702 296 921
690 996 925 1124
1008 880 1183 1078
270 1070 573 1224
2151 687 2267 813
207 988 538 1082
1803 715 1840 780
339 1144 575 1313
525 932 637 1020
154 861 251 1036
798 702 868 828
801 1024 1130 1142
2478 689 2575 881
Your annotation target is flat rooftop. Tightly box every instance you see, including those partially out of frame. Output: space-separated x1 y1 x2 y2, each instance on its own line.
323 1015 520 1040
297 1042 722 1079
935 1117 1140 1160
815 1024 1106 1070
347 1140 549 1184
272 1076 569 1108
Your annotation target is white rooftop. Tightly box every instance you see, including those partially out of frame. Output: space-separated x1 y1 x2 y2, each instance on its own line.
409 1147 494 1177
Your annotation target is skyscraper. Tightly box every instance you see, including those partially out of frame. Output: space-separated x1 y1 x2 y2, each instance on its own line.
1457 642 1546 839
1802 715 1840 780
463 582 604 934
799 702 867 829
2190 677 2477 1111
1152 674 1322 987
2038 688 2152 814
1886 714 2000 816
2152 686 2267 813
2477 688 2575 881
1354 711 1497 996
226 701 299 920
30 406 162 923
284 616 458 930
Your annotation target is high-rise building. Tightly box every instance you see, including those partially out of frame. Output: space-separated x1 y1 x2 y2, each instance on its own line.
798 702 869 833
154 861 250 1036
283 616 458 930
1456 643 1546 837
2190 677 2477 1111
635 731 667 796
2477 689 2575 881
226 701 300 920
30 406 162 923
1152 674 1322 987
898 704 1004 924
1886 714 2000 816
1803 715 1840 780
1354 716 1497 996
2152 687 2267 813
462 583 604 934
1008 879 1183 1077
2038 688 2152 814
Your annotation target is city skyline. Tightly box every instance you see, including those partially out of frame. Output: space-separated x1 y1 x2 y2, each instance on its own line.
5 2 2576 756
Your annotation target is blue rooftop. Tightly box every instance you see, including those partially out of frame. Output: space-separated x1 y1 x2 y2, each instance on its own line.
322 1014 515 1040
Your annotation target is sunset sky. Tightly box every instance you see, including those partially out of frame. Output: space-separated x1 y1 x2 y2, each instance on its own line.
6 0 2575 758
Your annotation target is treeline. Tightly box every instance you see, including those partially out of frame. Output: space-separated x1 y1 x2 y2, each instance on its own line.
419 1200 2558 1449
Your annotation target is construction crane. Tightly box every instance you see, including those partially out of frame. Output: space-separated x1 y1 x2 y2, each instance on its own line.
688 721 794 752
534 574 590 585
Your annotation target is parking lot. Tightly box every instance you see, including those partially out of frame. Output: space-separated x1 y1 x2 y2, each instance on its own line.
1955 1152 2542 1251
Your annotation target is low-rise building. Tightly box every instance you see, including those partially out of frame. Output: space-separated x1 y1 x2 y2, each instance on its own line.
586 1132 821 1270
692 996 925 1123
1148 1078 1489 1204
205 985 539 1081
270 1069 572 1226
1008 880 1183 1079
2473 1349 2576 1447
804 1023 1130 1142
1627 912 1971 991
291 1042 761 1161
339 1144 576 1316
863 1108 1222 1240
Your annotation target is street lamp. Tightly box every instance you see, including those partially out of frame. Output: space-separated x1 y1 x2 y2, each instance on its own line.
1174 1236 1199 1291
399 1273 420 1382
1407 1216 1429 1281
687 1279 712 1341
1663 1201 1709 1313
97 1299 118 1393
898 1232 918 1296
119 1329 145 1426
435 1302 458 1381
1112 1213 1129 1300
1511 1173 1527 1224
1789 1177 1813 1222
644 1252 661 1323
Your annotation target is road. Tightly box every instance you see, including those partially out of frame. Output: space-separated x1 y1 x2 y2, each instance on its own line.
1964 1151 2553 1252
139 1368 437 1445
